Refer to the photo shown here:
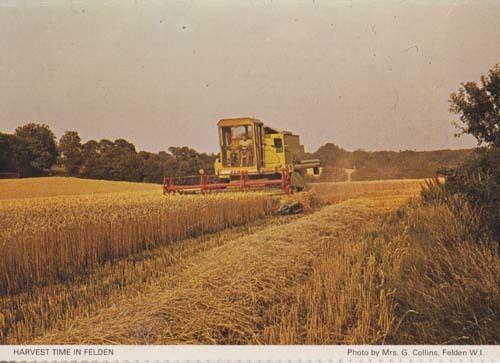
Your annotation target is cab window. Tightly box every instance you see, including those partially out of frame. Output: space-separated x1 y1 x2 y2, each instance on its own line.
274 138 283 151
220 125 255 167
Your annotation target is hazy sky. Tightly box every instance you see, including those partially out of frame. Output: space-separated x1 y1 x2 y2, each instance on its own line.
1 1 499 153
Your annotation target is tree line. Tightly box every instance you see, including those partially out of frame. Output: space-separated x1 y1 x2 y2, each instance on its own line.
0 122 476 184
0 125 215 183
309 143 474 181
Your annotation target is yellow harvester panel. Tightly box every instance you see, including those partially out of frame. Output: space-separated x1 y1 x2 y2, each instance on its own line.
263 133 285 171
214 117 309 179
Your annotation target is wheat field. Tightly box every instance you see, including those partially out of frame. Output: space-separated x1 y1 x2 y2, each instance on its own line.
0 177 497 345
0 176 158 200
0 179 278 295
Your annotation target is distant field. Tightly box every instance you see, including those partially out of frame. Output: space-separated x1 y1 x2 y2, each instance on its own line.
310 179 426 211
0 177 158 200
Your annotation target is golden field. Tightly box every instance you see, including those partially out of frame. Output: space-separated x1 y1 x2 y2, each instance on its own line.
310 179 429 211
0 178 278 295
0 177 498 344
0 176 158 200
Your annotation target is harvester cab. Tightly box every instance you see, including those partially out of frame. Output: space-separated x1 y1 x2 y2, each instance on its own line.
163 117 320 194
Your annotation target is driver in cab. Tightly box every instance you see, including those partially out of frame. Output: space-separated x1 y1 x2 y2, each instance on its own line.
239 133 253 167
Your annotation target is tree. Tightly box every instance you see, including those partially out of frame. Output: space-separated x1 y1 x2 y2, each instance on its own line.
114 138 136 153
0 133 11 172
168 146 216 176
11 136 34 176
14 123 57 173
58 131 83 175
138 151 176 183
78 138 145 181
449 64 500 147
311 143 350 168
111 139 142 181
442 64 500 237
0 134 34 176
79 140 100 178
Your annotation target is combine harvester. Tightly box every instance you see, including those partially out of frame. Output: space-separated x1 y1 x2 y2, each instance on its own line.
163 117 320 194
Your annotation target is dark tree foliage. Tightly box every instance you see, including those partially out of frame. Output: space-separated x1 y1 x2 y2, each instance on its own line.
74 140 214 184
449 63 500 147
442 148 499 236
168 146 215 177
1 122 216 183
1 131 41 177
138 151 176 184
78 139 138 181
0 133 11 172
58 131 83 175
14 123 58 174
8 135 34 176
